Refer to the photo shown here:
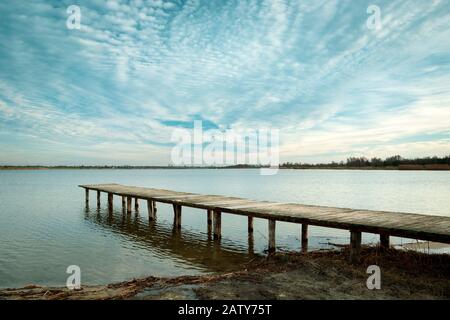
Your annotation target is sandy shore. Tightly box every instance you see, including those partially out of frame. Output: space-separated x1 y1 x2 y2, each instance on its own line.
1 247 449 300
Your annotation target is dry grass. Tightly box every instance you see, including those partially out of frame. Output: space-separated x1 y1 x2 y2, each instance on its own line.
1 246 449 300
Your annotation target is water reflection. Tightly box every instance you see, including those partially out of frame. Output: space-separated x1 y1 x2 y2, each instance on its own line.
83 206 257 273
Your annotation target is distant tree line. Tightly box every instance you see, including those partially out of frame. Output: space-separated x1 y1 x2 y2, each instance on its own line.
1 155 449 170
281 155 450 169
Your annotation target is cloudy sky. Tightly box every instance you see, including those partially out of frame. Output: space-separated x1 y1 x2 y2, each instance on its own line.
0 0 449 165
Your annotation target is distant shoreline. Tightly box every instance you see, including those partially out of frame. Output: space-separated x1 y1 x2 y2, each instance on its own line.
2 155 449 171
1 165 449 171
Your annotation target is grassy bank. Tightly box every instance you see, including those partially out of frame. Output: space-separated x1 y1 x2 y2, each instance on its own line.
1 246 448 300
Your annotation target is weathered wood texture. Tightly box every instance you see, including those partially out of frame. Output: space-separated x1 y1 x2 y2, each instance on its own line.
248 216 254 233
173 204 182 229
213 210 221 240
107 193 113 212
126 196 132 214
207 209 213 226
380 234 390 249
147 200 156 220
301 224 308 253
350 230 362 263
268 219 276 253
79 183 450 244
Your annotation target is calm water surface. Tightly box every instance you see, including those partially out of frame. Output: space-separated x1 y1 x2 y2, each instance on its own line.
0 169 449 288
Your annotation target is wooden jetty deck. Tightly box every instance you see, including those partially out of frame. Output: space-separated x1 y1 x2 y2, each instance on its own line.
79 183 450 263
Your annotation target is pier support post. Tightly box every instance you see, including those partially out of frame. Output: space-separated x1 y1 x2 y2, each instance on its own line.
108 193 113 212
173 204 182 229
97 191 101 208
301 224 308 253
380 234 390 250
268 219 276 254
152 201 157 217
122 196 126 210
207 210 213 233
213 210 221 240
207 209 213 225
147 200 156 220
248 232 254 255
85 188 89 206
248 216 254 233
349 230 362 263
134 198 139 211
126 196 132 214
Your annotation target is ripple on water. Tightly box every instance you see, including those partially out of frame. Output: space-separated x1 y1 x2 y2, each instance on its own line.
1 169 449 288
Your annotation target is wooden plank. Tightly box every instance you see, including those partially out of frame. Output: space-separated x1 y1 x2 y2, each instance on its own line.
79 183 182 199
156 194 204 199
227 202 288 209
148 195 228 208
203 199 258 208
227 206 450 243
79 183 450 245
187 195 235 204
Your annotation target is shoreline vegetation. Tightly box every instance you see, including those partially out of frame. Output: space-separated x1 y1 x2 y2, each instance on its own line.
1 246 449 300
1 155 450 170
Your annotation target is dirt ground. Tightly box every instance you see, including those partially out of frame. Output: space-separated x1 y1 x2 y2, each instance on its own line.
1 247 449 300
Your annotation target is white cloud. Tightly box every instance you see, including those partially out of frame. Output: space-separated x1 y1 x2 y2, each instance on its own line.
0 0 449 164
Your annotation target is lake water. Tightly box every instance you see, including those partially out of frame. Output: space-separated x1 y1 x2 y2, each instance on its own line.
0 169 449 288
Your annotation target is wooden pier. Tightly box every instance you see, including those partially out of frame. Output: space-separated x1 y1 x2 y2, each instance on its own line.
79 183 450 263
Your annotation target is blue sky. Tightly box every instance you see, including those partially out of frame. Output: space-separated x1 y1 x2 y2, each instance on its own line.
0 0 449 165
